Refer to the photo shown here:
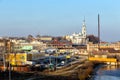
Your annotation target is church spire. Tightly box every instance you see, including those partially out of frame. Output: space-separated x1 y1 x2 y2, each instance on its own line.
82 17 86 38
84 16 85 22
83 16 85 25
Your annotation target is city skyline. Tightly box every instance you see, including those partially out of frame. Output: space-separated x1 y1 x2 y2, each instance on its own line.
0 0 120 42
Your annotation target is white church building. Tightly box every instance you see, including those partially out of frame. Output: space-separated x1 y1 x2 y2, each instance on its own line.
65 20 87 45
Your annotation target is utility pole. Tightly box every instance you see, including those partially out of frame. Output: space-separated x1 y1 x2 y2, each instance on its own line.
3 54 5 71
3 39 6 71
8 40 11 80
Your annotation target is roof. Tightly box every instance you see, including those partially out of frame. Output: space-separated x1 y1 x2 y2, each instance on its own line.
72 45 87 49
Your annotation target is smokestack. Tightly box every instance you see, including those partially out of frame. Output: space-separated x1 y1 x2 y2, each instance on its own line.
98 14 100 50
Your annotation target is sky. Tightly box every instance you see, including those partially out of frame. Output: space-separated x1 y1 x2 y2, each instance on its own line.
0 0 120 42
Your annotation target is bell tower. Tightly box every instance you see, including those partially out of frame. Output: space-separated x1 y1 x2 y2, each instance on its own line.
82 18 86 38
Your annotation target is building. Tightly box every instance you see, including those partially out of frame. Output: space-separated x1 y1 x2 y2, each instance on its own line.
47 39 72 49
87 42 120 53
12 39 47 52
5 53 45 66
40 36 52 41
65 20 87 45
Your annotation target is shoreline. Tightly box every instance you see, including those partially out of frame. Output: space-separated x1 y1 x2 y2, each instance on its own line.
0 61 104 80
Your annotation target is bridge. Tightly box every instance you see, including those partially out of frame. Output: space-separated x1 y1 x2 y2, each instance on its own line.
88 57 117 62
88 54 117 63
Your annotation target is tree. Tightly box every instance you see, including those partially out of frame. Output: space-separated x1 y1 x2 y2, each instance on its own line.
87 35 99 44
27 34 34 42
28 35 33 38
36 34 41 38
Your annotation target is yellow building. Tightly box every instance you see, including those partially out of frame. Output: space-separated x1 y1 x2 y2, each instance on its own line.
5 53 45 66
5 53 32 66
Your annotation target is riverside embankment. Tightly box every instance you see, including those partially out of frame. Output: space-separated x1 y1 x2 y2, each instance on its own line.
30 60 95 80
0 59 97 80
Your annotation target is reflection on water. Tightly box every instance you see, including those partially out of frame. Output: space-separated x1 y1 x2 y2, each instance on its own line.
94 75 120 80
93 65 120 80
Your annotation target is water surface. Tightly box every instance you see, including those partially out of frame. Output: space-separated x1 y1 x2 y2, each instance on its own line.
93 65 120 80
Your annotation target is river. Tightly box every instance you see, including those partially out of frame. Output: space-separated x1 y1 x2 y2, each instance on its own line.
91 65 120 80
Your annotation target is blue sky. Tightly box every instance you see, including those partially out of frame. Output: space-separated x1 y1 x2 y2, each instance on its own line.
0 0 120 42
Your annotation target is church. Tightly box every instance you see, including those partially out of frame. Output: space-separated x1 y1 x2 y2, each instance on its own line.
65 20 87 45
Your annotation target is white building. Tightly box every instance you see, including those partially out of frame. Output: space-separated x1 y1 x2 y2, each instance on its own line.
66 20 87 45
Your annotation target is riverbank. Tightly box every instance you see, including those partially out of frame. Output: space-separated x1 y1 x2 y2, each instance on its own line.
0 71 33 80
0 60 97 80
41 60 95 80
